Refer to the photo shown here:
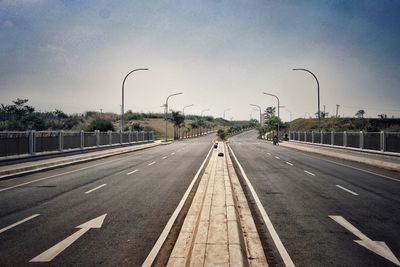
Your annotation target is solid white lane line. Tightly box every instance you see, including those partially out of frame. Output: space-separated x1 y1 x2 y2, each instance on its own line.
126 169 139 175
228 144 295 267
275 156 280 159
304 170 316 176
85 184 106 194
148 161 156 166
142 145 214 267
286 162 294 166
162 156 168 159
0 214 40 234
336 185 359 196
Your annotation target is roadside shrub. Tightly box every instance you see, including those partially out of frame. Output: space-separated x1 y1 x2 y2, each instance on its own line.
88 119 115 132
217 129 227 141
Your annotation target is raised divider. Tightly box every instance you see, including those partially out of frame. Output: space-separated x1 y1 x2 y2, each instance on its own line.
167 142 267 266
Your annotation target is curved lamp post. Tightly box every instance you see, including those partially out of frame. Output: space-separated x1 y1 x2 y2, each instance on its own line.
223 108 230 120
292 68 320 131
182 104 194 115
250 104 262 125
263 92 280 138
121 68 149 132
165 92 183 142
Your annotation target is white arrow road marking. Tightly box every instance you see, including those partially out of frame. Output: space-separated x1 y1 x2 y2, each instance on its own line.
330 215 400 266
148 161 156 166
127 169 139 175
0 214 40 234
304 170 316 176
85 184 106 194
30 214 107 262
336 185 359 196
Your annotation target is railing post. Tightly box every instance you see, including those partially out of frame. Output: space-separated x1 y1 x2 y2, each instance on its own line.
311 131 314 143
331 131 334 146
344 131 347 147
359 131 364 149
29 130 36 155
129 131 132 143
80 130 84 149
108 130 112 145
58 130 64 152
120 130 123 144
320 131 323 144
380 131 385 152
95 130 100 147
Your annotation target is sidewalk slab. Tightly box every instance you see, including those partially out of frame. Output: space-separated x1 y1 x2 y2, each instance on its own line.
167 142 267 267
0 141 162 180
280 141 400 172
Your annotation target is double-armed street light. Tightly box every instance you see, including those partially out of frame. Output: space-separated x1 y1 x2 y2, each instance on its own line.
121 68 149 132
164 92 183 142
263 92 281 138
182 104 194 115
292 68 321 131
250 104 262 125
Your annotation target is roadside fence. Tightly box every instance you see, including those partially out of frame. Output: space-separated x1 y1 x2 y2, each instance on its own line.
289 131 400 154
0 130 154 159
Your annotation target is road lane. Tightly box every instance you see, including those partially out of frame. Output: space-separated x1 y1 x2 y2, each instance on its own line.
0 135 215 266
229 130 400 266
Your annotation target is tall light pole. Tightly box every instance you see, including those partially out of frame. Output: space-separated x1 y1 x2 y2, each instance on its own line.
286 109 292 122
223 108 230 120
182 104 194 115
121 68 148 132
250 104 262 125
292 68 320 131
164 92 183 142
263 92 280 138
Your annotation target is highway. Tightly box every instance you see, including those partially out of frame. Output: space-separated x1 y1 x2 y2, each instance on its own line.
0 135 214 266
229 130 400 266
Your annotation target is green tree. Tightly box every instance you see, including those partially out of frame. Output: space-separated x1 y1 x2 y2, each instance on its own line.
88 119 115 131
355 109 365 118
131 122 144 131
170 110 185 139
217 129 227 141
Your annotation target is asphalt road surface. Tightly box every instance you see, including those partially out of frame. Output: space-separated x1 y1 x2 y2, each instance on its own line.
0 135 214 266
229 130 400 267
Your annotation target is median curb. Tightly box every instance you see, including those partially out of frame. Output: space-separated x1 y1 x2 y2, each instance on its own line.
0 141 165 180
279 141 400 172
167 142 267 266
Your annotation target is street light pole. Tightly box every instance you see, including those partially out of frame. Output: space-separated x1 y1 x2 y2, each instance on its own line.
182 104 194 115
292 68 320 131
250 104 262 125
223 108 230 120
286 109 293 123
121 68 148 132
165 92 183 142
263 92 280 138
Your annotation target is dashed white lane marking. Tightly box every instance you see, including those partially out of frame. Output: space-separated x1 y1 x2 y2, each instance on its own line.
336 185 359 196
171 152 175 155
126 169 139 175
286 162 294 166
228 144 295 267
304 170 316 176
148 161 156 166
275 156 280 159
85 184 106 194
162 156 168 159
0 214 40 234
267 152 271 155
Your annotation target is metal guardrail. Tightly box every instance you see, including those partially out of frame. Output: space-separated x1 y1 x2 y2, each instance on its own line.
0 130 154 159
289 131 400 154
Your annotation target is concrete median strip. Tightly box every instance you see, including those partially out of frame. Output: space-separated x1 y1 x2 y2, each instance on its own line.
0 141 162 180
167 142 268 266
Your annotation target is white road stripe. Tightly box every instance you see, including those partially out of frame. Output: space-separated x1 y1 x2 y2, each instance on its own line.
126 169 139 175
171 152 175 155
304 170 316 176
267 152 271 155
336 185 359 196
275 156 280 159
0 214 40 234
85 184 106 194
148 161 156 166
228 144 295 267
286 162 294 166
162 156 168 159
142 145 214 267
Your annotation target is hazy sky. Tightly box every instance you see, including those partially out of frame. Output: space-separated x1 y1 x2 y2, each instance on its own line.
1 0 399 121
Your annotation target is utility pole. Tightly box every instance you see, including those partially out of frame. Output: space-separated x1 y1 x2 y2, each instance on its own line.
336 104 340 118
